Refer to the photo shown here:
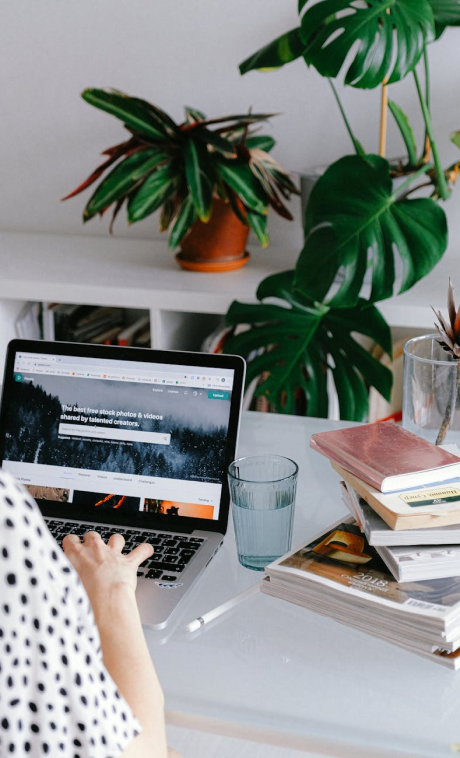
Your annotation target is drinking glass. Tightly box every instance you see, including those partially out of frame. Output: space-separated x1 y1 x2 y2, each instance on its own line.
403 334 460 446
228 455 298 571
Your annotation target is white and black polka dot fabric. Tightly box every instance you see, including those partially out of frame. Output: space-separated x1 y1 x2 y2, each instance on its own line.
0 470 141 757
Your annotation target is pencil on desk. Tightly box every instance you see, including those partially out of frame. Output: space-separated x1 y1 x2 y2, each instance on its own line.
185 581 262 633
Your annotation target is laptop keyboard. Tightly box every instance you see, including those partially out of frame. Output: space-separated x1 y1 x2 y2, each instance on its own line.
44 519 204 582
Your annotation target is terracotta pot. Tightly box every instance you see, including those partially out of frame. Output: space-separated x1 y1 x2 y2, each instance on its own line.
176 198 250 272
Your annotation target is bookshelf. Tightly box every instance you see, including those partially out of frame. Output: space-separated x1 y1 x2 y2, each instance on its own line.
0 228 455 380
0 231 298 375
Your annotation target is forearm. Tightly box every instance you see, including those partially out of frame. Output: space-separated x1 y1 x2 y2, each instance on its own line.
94 585 168 758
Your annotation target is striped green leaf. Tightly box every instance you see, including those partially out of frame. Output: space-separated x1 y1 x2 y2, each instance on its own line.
246 209 269 247
82 89 178 141
127 163 180 223
184 140 214 221
168 194 198 249
193 127 236 158
218 161 267 214
84 150 169 220
184 106 207 123
245 135 276 152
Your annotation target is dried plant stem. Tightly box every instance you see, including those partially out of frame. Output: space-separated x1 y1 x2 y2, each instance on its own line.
435 361 460 445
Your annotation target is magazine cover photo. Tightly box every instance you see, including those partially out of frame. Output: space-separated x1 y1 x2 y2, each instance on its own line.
280 520 460 610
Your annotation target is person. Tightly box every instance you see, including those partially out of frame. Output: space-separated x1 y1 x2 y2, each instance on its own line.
0 469 180 757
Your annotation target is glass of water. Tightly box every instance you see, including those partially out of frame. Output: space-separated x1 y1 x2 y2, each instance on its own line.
228 455 298 571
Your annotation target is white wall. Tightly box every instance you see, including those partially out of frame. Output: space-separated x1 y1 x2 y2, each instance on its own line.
2 1 460 258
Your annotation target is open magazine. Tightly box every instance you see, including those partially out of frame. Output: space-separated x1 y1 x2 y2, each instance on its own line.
263 516 460 668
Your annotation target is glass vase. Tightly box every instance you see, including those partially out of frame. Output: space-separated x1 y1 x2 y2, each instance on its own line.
403 334 460 446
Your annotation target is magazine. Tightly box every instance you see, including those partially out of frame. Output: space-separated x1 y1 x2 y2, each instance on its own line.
263 517 460 667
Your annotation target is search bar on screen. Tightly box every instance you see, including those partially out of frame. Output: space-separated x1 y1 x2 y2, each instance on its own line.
58 423 171 445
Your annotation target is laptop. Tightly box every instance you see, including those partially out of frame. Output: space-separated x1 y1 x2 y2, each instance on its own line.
0 339 245 629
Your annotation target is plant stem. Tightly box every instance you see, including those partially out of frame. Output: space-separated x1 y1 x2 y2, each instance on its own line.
379 81 389 157
435 361 460 445
397 180 434 200
328 80 364 157
413 68 450 200
391 162 433 199
422 48 431 162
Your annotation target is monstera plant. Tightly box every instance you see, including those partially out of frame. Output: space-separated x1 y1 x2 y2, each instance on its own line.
224 0 460 420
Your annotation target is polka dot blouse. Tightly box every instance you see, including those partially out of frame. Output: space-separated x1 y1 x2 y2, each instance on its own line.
0 470 141 757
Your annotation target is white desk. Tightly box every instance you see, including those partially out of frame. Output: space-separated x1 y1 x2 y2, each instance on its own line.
146 413 460 758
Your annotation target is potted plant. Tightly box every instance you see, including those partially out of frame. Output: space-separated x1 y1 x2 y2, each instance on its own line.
223 0 460 419
403 280 460 445
62 89 299 272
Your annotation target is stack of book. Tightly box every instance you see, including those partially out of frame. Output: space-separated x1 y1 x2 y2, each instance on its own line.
40 304 151 347
263 423 460 668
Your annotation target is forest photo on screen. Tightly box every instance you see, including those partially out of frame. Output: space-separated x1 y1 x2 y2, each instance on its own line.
4 375 232 483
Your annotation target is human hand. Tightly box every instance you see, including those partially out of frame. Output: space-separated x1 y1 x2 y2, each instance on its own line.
63 531 153 618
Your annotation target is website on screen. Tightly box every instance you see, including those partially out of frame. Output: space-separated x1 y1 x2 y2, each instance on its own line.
2 352 235 521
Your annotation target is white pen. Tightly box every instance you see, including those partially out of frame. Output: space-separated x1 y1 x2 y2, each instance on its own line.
185 580 262 633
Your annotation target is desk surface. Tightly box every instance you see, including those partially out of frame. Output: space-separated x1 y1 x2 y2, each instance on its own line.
146 413 460 758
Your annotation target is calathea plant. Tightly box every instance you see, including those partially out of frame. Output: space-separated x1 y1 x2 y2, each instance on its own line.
224 0 460 420
62 89 299 250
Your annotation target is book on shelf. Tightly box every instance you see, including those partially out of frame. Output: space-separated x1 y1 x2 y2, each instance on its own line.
263 516 460 668
15 302 41 340
42 303 151 347
339 480 460 546
71 307 124 341
117 315 150 346
51 303 94 341
334 461 460 530
131 323 151 347
90 325 124 345
341 482 460 582
310 423 460 493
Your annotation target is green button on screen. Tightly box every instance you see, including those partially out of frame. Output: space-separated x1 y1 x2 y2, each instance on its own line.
208 390 229 400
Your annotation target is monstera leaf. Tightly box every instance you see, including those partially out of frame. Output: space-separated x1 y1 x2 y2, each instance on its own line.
224 271 392 420
429 0 460 26
239 27 305 74
294 154 448 308
299 0 435 88
239 2 437 89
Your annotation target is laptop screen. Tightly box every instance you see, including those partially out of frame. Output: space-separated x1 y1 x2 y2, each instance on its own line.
1 347 241 528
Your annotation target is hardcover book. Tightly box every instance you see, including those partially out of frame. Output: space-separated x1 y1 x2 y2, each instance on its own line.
310 423 460 493
333 461 460 530
340 481 460 546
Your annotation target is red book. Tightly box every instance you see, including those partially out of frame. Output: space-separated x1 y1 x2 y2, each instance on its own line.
310 423 460 493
